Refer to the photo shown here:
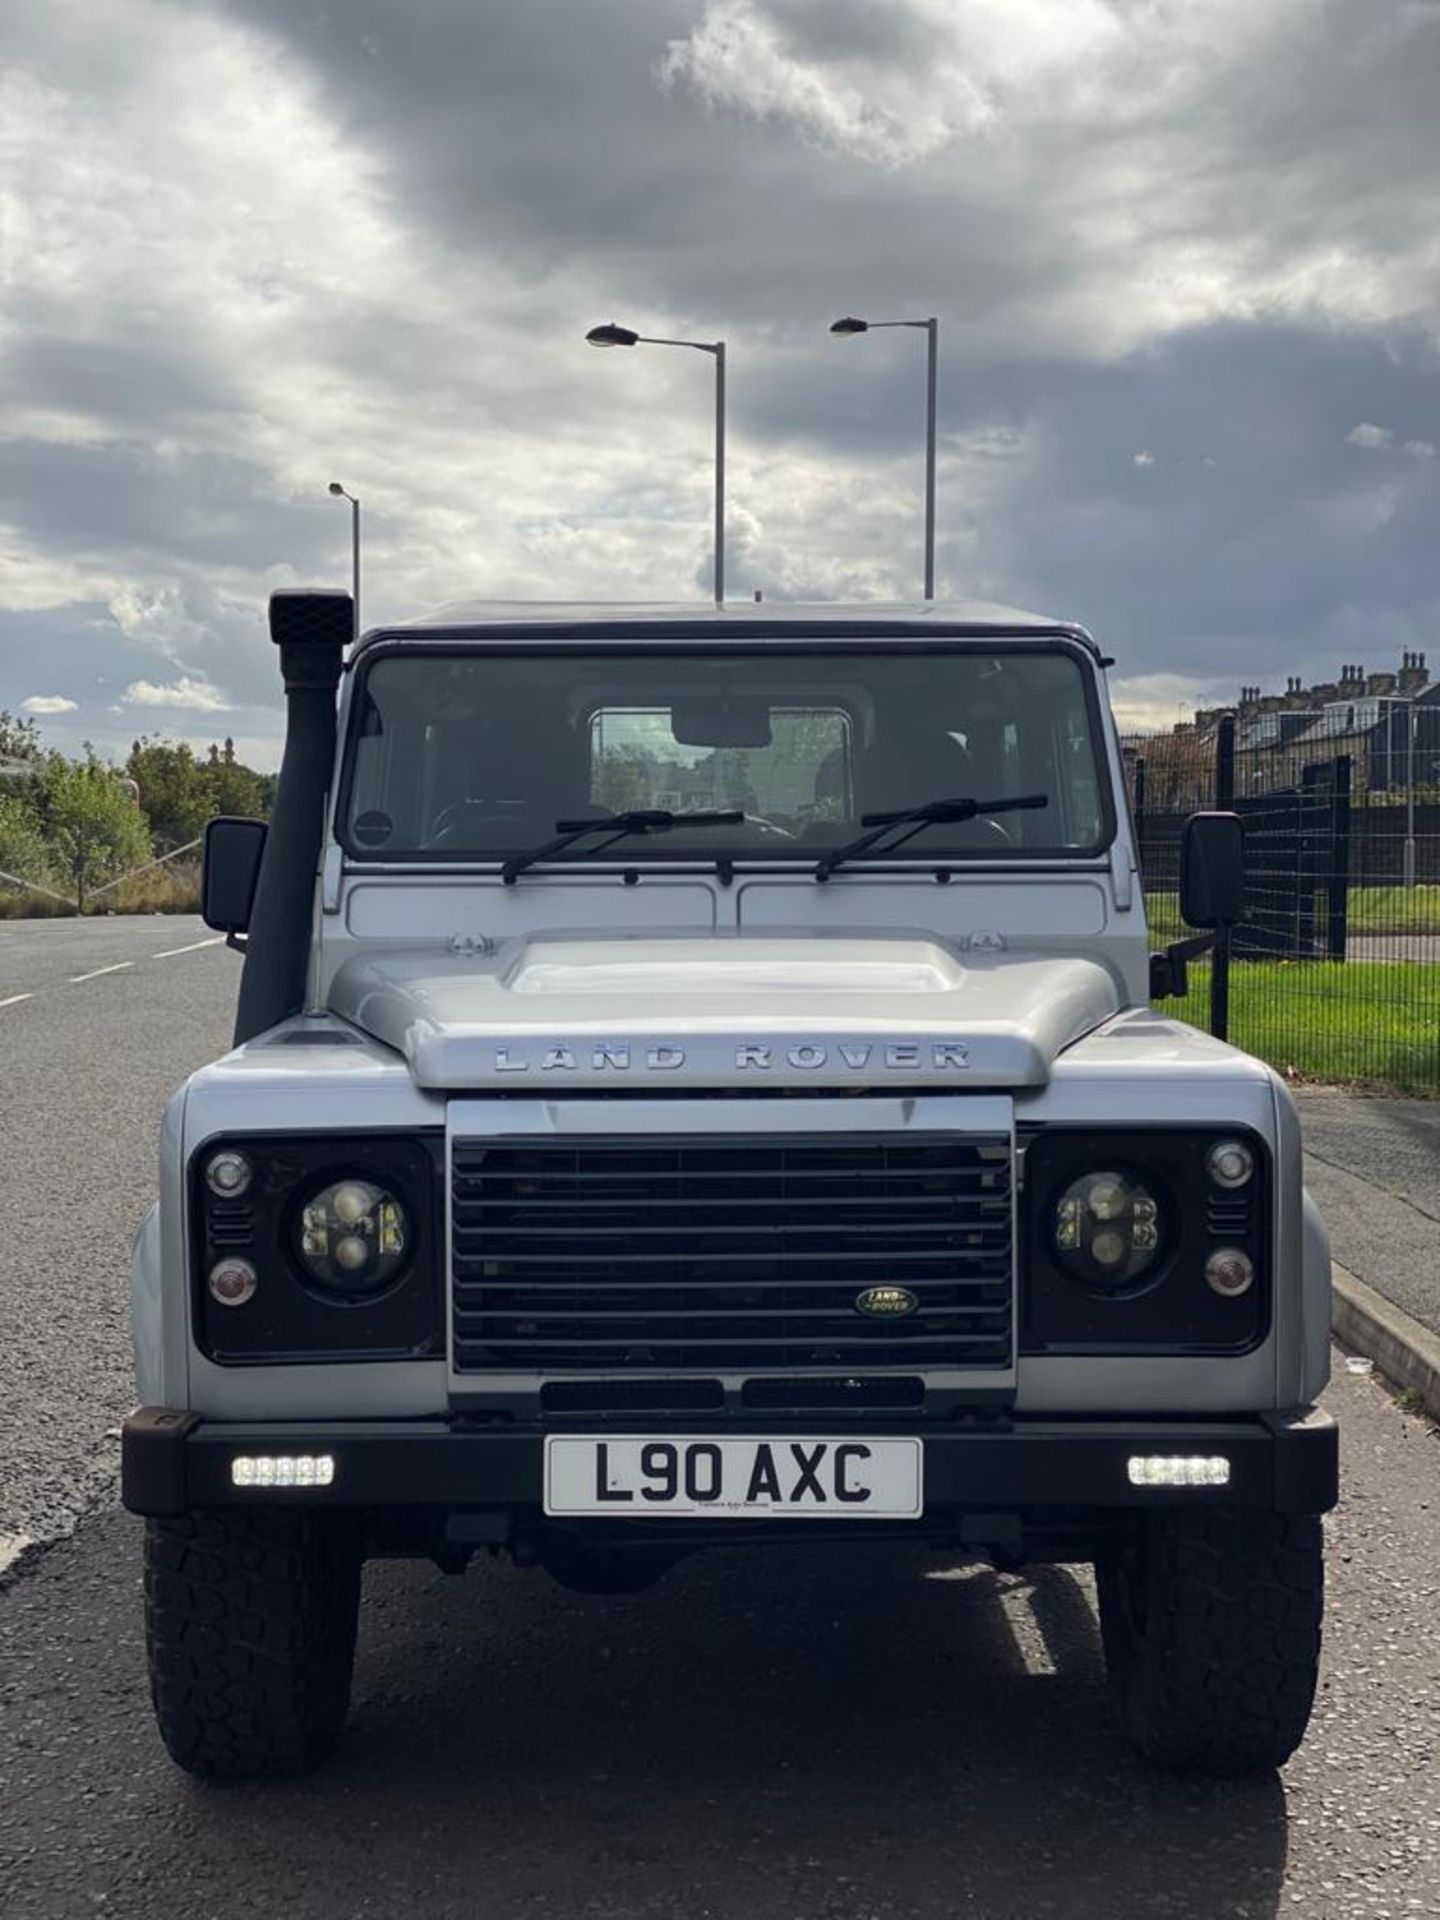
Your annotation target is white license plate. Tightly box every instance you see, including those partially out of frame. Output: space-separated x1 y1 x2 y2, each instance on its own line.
544 1435 924 1519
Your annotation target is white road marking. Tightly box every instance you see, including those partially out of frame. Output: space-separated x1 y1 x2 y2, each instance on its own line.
152 936 224 959
69 961 134 984
0 992 34 1009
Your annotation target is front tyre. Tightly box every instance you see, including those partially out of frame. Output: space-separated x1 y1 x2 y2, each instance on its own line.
144 1509 362 1779
1096 1509 1323 1775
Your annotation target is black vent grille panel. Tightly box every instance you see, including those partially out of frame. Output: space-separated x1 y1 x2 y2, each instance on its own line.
450 1134 1013 1374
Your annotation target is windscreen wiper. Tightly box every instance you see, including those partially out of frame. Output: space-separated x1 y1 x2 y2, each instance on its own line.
813 793 1049 883
501 809 744 884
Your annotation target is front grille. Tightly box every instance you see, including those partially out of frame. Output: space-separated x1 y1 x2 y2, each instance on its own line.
450 1134 1013 1374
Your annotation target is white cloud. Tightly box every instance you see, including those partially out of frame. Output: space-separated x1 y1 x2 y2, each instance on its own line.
1346 423 1436 460
662 0 1125 167
1132 450 1156 468
122 675 230 711
20 693 78 715
1109 672 1227 732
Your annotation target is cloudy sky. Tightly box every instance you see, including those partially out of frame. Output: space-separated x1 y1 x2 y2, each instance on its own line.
3 0 1438 765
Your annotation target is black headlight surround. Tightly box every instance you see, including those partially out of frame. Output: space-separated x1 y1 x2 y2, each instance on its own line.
190 1131 443 1366
1019 1125 1270 1356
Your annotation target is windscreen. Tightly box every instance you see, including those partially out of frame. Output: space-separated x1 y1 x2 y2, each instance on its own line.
341 645 1109 860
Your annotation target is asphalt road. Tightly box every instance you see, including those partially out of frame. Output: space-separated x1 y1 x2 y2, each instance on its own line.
1 1364 1436 1920
0 916 235 1556
3 920 1440 1917
1298 1089 1440 1338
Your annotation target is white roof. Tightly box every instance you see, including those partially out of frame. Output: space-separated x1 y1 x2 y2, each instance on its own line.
368 597 1086 640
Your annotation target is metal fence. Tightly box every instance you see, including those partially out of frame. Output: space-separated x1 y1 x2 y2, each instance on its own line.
1123 721 1440 1094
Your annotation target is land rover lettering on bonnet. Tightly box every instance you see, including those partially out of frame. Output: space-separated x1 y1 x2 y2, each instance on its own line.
123 594 1336 1782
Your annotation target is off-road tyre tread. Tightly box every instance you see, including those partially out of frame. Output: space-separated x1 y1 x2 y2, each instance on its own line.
1098 1508 1323 1775
145 1509 362 1780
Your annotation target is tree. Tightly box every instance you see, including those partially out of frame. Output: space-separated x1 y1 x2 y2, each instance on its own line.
593 744 659 813
125 738 212 851
0 789 56 891
205 750 269 820
0 709 43 769
126 736 272 845
39 752 152 911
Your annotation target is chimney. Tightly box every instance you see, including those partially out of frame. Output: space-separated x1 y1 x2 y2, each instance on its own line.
1367 671 1397 697
1398 649 1430 695
1338 663 1366 696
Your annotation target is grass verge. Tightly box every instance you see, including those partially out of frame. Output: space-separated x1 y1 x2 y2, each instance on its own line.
1170 958 1440 1095
1147 886 1440 941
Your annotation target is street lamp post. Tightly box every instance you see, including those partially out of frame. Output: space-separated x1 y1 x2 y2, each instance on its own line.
830 315 939 600
585 322 726 604
327 482 360 641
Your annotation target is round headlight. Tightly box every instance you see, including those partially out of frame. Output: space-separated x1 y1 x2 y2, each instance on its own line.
1207 1139 1255 1189
296 1178 410 1296
1053 1170 1164 1287
205 1149 252 1198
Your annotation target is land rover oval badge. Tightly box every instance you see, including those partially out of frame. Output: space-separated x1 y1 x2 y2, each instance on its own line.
855 1285 918 1318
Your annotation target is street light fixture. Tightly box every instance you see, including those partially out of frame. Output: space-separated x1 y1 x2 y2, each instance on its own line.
830 313 939 599
585 320 726 604
327 482 360 642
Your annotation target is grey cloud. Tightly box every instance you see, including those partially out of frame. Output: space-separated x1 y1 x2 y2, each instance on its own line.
0 440 340 572
4 0 1440 758
4 334 229 429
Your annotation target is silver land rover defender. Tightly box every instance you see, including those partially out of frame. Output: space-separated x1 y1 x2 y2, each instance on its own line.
123 591 1337 1779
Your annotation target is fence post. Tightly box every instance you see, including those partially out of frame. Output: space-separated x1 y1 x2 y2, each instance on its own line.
1132 754 1147 856
1210 713 1236 1042
1327 755 1352 963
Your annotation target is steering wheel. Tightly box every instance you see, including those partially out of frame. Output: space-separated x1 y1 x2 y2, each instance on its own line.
426 798 534 850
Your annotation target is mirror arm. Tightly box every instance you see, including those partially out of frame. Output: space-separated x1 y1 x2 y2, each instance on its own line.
225 931 249 956
1149 931 1218 999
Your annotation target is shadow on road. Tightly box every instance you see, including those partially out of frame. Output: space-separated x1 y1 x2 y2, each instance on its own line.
182 1543 1289 1918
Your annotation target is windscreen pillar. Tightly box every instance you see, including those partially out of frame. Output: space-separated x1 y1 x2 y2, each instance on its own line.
233 591 350 1046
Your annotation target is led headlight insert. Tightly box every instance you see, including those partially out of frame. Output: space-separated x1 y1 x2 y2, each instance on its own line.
1053 1170 1164 1287
296 1178 410 1297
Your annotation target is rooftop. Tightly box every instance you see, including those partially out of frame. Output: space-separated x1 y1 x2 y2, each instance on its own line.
363 597 1093 647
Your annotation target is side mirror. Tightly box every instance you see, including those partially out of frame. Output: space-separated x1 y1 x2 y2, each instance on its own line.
1180 810 1245 929
202 816 267 935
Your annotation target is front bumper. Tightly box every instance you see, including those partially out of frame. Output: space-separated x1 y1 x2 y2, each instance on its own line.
121 1405 1338 1520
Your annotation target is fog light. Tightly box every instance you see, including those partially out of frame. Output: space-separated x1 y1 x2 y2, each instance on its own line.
1127 1455 1231 1488
1205 1247 1255 1297
208 1257 258 1307
231 1454 335 1489
205 1149 252 1198
1207 1140 1254 1189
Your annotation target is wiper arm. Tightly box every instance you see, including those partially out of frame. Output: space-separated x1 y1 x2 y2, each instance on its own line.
814 793 1049 883
501 809 744 884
